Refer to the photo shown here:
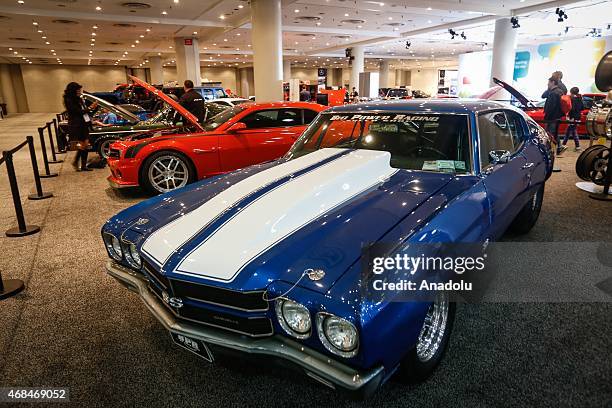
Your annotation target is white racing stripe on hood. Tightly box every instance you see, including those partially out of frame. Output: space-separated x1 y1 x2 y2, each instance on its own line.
175 149 397 282
141 148 345 266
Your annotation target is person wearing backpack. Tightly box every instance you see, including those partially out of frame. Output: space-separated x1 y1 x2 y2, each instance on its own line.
561 87 584 152
543 77 565 155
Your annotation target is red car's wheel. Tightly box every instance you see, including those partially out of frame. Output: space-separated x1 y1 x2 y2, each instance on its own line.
141 151 195 194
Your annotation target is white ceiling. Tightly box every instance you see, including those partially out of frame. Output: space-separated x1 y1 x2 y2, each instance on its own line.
0 0 610 69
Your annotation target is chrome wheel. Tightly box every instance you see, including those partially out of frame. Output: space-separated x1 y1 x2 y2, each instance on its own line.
147 154 189 193
99 139 115 159
416 293 449 363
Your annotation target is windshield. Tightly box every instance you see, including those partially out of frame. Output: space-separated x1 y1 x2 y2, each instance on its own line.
203 105 245 131
286 112 471 173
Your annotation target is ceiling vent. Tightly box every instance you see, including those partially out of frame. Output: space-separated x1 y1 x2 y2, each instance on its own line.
121 2 151 9
52 19 79 24
113 23 137 28
341 19 366 24
64 48 80 51
9 37 30 41
295 16 321 22
60 40 80 43
333 35 352 40
384 22 405 27
106 42 123 45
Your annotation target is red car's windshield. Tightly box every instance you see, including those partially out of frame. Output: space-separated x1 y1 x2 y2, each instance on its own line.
202 105 245 131
286 112 471 173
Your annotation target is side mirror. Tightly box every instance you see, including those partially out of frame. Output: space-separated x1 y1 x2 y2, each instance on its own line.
228 122 247 133
488 150 511 164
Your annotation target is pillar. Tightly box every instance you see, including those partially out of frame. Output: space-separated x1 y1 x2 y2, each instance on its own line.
395 69 403 86
350 45 364 92
251 0 283 102
379 60 390 89
0 64 18 114
283 60 291 82
489 18 517 99
149 56 163 85
174 37 201 86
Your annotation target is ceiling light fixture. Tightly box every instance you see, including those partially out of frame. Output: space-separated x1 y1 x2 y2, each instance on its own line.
555 8 568 22
510 16 520 29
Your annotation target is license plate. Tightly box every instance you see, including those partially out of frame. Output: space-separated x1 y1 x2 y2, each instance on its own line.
170 332 214 363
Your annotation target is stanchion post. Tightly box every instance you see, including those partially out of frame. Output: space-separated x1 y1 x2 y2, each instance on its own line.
52 118 66 153
46 123 62 164
38 127 58 178
26 136 53 200
3 150 41 237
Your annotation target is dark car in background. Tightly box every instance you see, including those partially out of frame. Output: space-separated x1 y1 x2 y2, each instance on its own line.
59 92 226 158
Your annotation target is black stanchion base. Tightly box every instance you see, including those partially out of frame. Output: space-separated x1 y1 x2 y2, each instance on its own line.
0 279 25 300
5 225 40 237
40 173 58 178
28 192 53 200
48 159 63 164
589 193 612 201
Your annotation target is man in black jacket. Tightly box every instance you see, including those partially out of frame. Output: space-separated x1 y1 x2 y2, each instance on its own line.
178 80 205 122
543 77 565 155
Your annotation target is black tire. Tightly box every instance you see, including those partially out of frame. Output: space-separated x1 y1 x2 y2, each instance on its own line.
398 293 456 383
576 145 606 181
140 150 196 195
94 137 119 159
509 183 544 234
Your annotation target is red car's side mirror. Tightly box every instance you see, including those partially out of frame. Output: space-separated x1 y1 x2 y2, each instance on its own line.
228 122 247 133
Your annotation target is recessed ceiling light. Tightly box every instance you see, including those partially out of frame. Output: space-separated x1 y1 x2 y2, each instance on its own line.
238 4 244 8
95 6 101 11
161 10 167 15
294 9 299 13
93 25 98 29
146 28 151 32
17 0 24 4
344 13 349 17
32 21 38 25
219 15 225 19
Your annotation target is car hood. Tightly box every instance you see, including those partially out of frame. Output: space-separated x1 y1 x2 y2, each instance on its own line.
83 92 140 125
492 77 535 108
127 148 472 293
129 75 204 132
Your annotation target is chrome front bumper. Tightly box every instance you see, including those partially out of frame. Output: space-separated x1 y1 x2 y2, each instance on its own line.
105 261 385 394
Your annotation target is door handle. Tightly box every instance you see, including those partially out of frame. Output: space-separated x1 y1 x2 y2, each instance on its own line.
522 162 534 169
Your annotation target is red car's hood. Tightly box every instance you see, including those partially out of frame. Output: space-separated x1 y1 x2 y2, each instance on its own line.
492 77 535 108
129 75 204 132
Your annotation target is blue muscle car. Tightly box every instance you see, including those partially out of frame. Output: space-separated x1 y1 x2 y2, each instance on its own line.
102 100 553 397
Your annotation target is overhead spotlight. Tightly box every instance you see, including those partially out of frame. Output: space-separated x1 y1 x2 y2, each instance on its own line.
405 41 411 49
448 29 457 39
555 8 567 22
460 31 467 40
510 16 520 29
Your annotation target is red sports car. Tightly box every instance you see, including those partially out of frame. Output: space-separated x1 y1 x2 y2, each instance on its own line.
492 78 605 136
107 78 327 194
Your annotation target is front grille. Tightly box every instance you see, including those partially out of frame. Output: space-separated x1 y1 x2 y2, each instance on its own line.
177 304 273 337
171 279 268 312
108 148 120 159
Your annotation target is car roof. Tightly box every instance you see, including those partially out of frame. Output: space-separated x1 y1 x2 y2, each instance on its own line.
243 101 327 110
325 99 516 114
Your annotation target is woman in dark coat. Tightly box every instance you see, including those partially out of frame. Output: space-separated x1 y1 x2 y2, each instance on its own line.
63 82 96 171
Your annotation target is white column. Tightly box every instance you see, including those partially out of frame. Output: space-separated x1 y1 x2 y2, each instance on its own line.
283 59 291 82
379 60 390 89
350 45 364 92
251 0 283 102
489 18 517 99
174 37 201 86
149 56 163 85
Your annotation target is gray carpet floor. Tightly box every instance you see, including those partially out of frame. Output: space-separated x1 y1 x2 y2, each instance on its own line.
0 113 610 407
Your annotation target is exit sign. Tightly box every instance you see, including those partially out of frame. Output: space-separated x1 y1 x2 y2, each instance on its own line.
184 39 193 46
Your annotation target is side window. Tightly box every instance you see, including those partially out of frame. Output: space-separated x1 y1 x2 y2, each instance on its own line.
240 110 281 129
303 109 319 124
505 110 525 149
478 111 514 168
277 109 301 126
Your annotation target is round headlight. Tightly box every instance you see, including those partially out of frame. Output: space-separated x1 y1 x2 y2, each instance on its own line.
275 298 311 339
128 243 142 268
103 233 122 261
112 236 123 258
317 314 359 358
